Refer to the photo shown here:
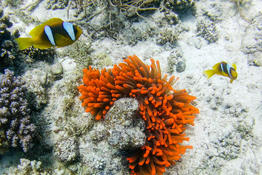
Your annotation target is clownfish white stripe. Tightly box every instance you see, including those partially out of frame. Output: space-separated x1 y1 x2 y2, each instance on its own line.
44 25 56 46
226 64 232 78
63 22 75 41
220 63 224 73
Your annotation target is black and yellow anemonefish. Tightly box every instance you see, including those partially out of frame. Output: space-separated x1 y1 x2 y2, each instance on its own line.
16 18 82 50
204 61 238 83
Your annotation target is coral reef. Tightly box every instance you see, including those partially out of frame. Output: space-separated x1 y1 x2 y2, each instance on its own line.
6 158 50 175
62 0 193 44
34 67 85 167
196 2 223 22
46 0 69 10
120 22 156 46
22 61 63 111
0 9 18 72
193 116 256 175
241 13 262 66
230 0 252 22
111 0 159 17
0 69 36 153
111 0 195 17
182 75 261 175
2 0 23 7
87 6 129 40
197 17 218 43
163 0 195 12
23 68 49 110
158 9 179 25
54 136 79 163
78 55 199 174
156 27 179 45
58 41 93 70
30 58 145 174
1 0 262 174
6 158 75 175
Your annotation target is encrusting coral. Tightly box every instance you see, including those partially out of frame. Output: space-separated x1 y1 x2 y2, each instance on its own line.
78 55 199 175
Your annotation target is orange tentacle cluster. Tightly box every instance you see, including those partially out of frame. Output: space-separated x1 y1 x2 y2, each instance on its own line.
78 55 199 175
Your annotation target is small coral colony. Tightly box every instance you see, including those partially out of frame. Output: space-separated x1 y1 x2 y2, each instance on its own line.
10 14 237 174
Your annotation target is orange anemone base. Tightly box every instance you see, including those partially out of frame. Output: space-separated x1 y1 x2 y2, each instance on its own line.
78 55 199 175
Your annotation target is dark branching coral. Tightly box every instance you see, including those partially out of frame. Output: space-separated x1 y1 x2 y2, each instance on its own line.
0 9 18 72
163 0 195 12
78 55 199 175
0 69 36 153
111 0 194 17
22 47 55 63
111 0 159 17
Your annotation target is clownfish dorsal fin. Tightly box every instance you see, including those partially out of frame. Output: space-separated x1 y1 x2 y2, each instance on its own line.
29 18 63 38
232 63 237 70
212 62 222 70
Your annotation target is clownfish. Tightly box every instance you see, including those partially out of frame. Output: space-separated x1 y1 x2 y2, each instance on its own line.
204 61 238 83
16 18 82 50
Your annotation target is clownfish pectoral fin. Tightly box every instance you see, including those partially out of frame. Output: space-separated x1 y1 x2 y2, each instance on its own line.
204 69 216 79
232 63 237 70
32 43 52 49
15 37 33 50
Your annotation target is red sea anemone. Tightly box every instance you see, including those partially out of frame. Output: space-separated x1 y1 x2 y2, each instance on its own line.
78 55 199 175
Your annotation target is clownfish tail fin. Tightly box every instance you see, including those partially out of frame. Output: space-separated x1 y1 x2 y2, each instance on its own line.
15 37 33 50
204 69 216 79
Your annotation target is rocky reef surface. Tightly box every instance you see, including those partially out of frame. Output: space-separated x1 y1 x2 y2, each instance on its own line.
0 0 262 174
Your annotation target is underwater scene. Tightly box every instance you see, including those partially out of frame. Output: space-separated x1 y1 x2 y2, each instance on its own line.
0 0 261 174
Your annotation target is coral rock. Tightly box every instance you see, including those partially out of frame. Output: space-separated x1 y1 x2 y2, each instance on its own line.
105 98 146 150
79 98 145 174
54 136 79 163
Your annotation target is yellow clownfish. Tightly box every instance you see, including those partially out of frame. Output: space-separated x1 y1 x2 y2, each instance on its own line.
204 61 238 83
16 18 82 50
